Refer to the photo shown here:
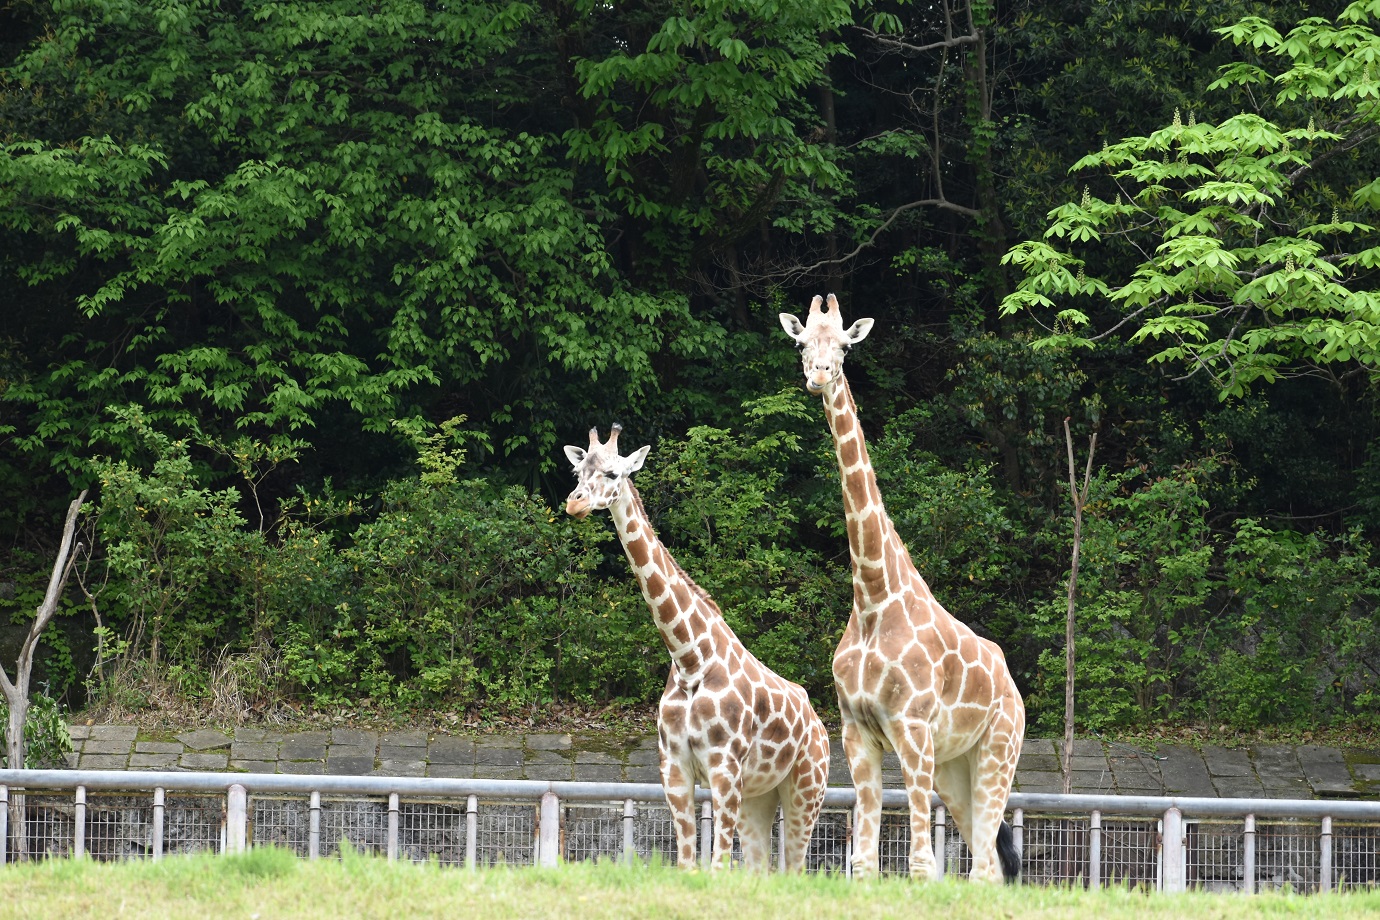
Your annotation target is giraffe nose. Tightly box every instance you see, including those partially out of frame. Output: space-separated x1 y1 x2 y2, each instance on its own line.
565 492 591 518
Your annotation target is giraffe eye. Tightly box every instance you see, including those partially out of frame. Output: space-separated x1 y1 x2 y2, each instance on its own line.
604 471 618 480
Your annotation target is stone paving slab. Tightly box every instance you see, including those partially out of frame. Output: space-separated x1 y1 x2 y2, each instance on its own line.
381 730 427 748
1296 744 1356 796
180 752 228 770
177 729 231 751
1156 745 1216 797
87 725 137 743
1203 745 1254 777
46 724 1379 801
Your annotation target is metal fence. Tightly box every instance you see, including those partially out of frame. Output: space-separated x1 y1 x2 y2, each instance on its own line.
2 769 1378 893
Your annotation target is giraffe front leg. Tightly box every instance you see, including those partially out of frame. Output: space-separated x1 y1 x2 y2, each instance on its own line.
841 717 884 879
707 753 745 872
892 718 938 881
660 759 698 870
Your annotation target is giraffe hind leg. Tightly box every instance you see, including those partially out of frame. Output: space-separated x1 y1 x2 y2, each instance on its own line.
780 741 829 873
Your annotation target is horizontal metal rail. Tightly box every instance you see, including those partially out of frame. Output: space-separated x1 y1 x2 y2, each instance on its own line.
5 770 1378 819
2 769 1378 893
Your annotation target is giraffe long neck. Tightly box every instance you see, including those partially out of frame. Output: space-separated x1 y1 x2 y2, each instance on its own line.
822 373 922 610
609 482 734 681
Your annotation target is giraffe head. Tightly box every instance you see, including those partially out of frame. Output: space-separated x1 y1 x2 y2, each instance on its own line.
779 294 874 393
563 424 651 519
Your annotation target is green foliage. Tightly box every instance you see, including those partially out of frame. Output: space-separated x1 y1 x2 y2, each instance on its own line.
87 411 662 713
1030 459 1218 732
0 691 73 769
92 405 250 697
1027 452 1380 732
1002 2 1380 396
1193 520 1380 728
566 0 853 277
0 0 720 474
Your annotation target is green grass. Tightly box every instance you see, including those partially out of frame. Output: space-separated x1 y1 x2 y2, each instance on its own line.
0 849 1376 919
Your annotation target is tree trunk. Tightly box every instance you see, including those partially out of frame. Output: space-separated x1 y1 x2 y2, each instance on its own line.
0 490 87 861
1061 421 1095 796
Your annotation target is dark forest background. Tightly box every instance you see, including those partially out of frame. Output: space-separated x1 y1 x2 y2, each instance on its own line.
2 0 1378 734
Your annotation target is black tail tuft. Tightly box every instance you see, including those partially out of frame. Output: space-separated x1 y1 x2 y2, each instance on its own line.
997 820 1020 883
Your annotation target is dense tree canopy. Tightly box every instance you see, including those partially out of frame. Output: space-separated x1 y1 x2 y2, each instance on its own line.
1 0 1377 731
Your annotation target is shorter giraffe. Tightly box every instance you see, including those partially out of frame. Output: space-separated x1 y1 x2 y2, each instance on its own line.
565 425 830 871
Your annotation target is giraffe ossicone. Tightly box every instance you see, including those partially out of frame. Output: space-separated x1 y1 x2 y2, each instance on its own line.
780 294 1026 883
564 424 831 872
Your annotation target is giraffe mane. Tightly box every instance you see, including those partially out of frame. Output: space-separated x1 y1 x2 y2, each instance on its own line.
625 482 725 618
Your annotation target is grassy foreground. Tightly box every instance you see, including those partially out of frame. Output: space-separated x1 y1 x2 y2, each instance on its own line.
0 849 1377 919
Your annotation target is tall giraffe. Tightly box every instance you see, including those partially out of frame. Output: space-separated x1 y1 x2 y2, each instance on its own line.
564 425 831 872
780 294 1025 882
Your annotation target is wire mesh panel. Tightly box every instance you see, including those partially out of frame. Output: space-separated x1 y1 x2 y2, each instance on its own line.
632 804 678 867
1334 821 1380 891
398 801 466 865
85 794 155 861
1256 820 1320 893
252 796 310 856
475 801 536 867
319 797 387 858
14 795 75 861
563 804 624 864
1185 819 1245 892
163 795 224 856
806 810 849 874
942 826 973 879
877 809 913 876
1021 816 1089 886
1100 818 1158 889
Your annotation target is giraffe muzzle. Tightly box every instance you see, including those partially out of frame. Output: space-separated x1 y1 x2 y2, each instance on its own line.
565 497 592 519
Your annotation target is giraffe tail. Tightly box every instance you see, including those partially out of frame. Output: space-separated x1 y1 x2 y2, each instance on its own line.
997 820 1020 883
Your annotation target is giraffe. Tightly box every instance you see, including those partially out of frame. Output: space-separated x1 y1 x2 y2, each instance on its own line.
563 424 831 872
780 294 1025 883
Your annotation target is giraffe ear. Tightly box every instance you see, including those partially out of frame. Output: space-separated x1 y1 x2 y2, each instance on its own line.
844 317 874 345
624 445 651 474
563 445 586 467
778 313 807 342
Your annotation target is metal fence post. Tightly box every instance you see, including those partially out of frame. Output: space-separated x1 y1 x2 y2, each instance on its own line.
225 784 247 854
699 801 713 870
465 795 478 869
538 791 560 867
1088 809 1101 889
622 799 636 867
0 785 8 865
844 807 854 879
777 807 785 873
308 791 321 860
152 788 165 861
73 786 85 859
934 804 946 878
1161 806 1185 893
1243 814 1255 894
1011 806 1023 880
387 793 400 861
1320 815 1332 893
